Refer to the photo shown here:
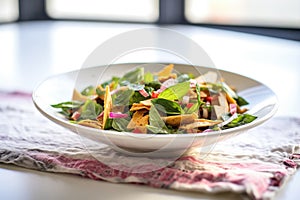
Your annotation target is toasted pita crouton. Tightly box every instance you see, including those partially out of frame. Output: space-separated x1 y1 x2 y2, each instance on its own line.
140 99 152 106
127 109 149 129
158 73 177 83
180 119 222 129
72 89 89 101
180 119 222 130
132 126 148 134
162 113 197 127
157 64 174 77
155 64 177 82
130 103 151 111
195 71 218 84
72 89 98 101
78 119 102 129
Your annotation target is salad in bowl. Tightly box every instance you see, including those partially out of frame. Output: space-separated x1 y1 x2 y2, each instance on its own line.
51 64 256 135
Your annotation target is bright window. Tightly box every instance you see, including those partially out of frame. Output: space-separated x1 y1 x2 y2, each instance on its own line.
185 0 300 28
0 0 18 22
46 0 159 22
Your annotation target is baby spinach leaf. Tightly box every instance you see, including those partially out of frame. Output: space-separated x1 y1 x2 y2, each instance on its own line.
129 91 148 105
148 105 168 134
51 101 83 109
223 113 257 129
51 101 83 118
81 86 95 96
113 89 134 106
80 99 103 120
96 87 105 96
147 125 169 134
104 118 113 130
151 98 183 115
234 96 249 106
145 81 161 90
100 76 120 90
177 74 190 83
158 81 190 101
120 67 144 84
112 118 130 132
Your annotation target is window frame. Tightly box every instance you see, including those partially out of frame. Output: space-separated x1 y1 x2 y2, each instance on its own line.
1 0 298 41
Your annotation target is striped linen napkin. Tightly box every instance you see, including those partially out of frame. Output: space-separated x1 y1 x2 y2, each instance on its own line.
0 92 299 200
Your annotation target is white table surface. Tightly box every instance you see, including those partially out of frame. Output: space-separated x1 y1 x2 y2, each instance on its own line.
0 21 299 200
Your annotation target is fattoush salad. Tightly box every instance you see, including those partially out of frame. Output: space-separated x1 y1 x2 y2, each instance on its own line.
52 64 256 134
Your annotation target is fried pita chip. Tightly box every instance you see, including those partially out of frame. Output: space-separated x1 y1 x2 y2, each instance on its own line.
187 89 207 99
103 85 112 129
130 103 151 111
132 126 148 134
158 73 177 83
162 113 197 127
72 89 98 101
127 109 149 129
140 99 152 106
180 119 222 130
157 64 174 77
155 64 177 82
78 119 102 129
72 89 89 101
195 71 218 84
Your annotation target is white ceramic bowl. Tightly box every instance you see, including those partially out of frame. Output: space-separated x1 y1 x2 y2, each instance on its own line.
32 63 278 157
